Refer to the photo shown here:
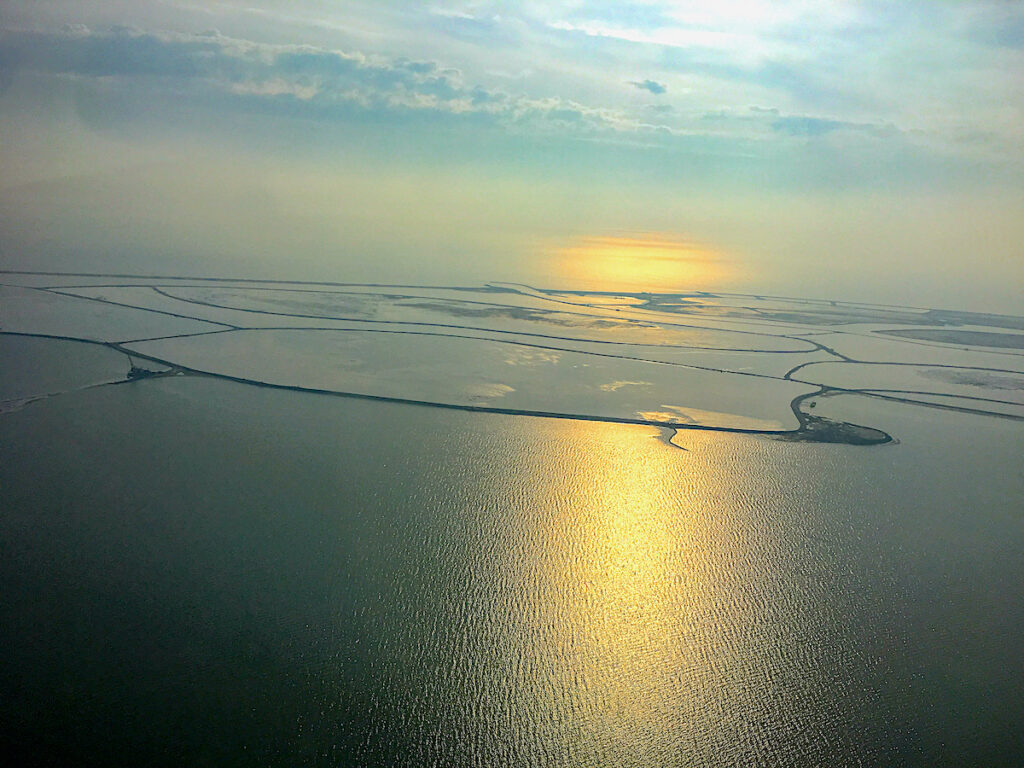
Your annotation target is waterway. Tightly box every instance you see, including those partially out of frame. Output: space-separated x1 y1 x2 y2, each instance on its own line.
1 372 1021 766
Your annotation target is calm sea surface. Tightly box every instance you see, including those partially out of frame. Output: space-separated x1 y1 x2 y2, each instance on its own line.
1 375 1022 766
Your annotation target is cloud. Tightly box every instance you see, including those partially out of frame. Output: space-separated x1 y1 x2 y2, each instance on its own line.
0 25 654 138
630 79 666 94
0 14 1019 168
769 115 896 139
960 3 1024 49
770 116 846 137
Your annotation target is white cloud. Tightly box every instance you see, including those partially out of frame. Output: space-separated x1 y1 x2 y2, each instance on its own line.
1 3 1022 167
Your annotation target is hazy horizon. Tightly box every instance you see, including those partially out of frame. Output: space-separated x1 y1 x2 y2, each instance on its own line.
2 1 1023 313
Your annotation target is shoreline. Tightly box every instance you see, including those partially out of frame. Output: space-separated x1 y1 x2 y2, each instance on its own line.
1 329 892 445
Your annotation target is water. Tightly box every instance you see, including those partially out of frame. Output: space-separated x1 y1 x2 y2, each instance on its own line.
1 374 1021 766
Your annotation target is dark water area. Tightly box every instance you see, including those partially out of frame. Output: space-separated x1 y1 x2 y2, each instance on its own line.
1 376 1022 766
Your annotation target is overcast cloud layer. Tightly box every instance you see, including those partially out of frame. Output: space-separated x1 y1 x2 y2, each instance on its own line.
2 2 1022 165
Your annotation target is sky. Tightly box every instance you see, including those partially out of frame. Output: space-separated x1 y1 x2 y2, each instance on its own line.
1 1 1022 311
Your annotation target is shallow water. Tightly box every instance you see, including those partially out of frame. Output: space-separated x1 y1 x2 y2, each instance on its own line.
1 374 1021 766
125 328 806 430
0 335 128 401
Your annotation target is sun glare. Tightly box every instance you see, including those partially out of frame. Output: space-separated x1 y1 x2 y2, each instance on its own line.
553 233 735 293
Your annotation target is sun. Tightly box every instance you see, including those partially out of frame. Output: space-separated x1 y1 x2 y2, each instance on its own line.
552 232 735 293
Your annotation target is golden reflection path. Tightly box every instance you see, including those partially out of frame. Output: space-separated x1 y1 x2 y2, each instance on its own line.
384 419 832 766
505 421 746 765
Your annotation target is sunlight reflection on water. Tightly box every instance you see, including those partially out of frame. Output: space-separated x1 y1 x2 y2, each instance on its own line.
399 419 849 766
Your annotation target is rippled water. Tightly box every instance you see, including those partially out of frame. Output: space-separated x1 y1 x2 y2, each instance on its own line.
1 375 1022 766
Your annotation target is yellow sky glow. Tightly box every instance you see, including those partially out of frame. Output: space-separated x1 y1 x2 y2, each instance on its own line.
553 233 736 293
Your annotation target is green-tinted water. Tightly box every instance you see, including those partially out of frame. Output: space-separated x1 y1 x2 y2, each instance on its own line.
1 375 1021 766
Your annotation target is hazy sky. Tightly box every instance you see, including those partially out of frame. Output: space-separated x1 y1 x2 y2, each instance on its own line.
1 1 1021 311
